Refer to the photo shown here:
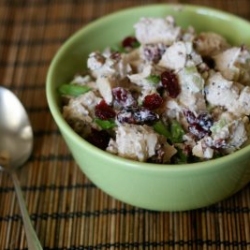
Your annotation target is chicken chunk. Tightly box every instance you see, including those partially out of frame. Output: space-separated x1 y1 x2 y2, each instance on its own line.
87 51 132 79
213 46 250 83
159 41 188 71
177 65 206 113
63 91 101 134
194 32 229 56
96 76 117 104
134 16 181 45
206 72 250 116
107 124 175 162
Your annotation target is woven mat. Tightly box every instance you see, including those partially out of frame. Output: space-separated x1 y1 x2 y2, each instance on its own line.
1 0 250 249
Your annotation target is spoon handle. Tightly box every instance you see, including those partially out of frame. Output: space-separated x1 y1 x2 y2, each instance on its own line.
11 171 43 250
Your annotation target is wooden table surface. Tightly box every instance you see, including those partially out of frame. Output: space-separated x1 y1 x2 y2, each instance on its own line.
1 0 250 249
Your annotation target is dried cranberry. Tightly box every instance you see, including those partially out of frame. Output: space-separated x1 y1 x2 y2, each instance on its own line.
185 110 213 139
122 36 139 48
143 44 165 63
184 110 197 124
185 110 213 131
117 109 136 124
134 108 159 125
112 87 136 108
143 93 163 110
95 100 116 120
161 70 180 98
188 124 208 139
197 113 213 131
86 129 110 150
117 107 158 125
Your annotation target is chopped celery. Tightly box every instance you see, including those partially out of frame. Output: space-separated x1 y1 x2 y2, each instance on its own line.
110 44 126 53
146 74 160 84
175 148 188 164
153 120 171 139
131 40 140 48
58 84 91 97
179 65 204 92
170 120 185 143
210 118 227 134
153 120 184 143
95 118 116 130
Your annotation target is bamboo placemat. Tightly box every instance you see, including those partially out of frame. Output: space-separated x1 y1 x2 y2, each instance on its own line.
0 0 250 249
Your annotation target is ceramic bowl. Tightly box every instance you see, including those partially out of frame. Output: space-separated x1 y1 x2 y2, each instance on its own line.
46 4 250 211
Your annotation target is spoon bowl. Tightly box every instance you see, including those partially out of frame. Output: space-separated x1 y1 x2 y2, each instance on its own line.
0 86 42 249
0 87 33 168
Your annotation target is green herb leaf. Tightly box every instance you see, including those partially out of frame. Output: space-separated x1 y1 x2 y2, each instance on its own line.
146 74 160 84
58 84 91 97
95 118 116 130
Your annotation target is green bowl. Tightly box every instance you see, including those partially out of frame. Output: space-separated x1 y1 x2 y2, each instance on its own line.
46 4 250 211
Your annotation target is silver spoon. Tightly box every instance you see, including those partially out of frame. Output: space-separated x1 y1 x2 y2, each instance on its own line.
0 86 43 249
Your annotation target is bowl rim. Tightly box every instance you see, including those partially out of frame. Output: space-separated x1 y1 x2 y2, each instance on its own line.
46 3 250 172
